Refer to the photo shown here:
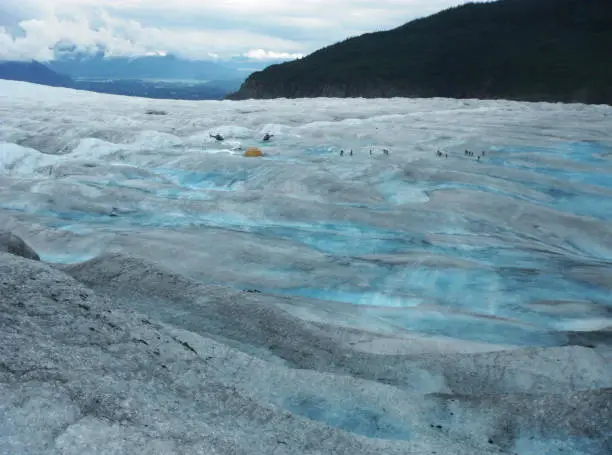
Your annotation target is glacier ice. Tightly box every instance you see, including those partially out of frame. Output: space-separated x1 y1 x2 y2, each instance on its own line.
1 79 612 454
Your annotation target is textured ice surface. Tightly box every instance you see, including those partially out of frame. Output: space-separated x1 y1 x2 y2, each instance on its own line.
1 80 612 454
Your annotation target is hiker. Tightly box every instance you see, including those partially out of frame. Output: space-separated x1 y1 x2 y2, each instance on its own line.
340 149 344 156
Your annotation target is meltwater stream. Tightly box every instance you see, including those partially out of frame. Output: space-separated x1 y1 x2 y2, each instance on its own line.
1 81 612 454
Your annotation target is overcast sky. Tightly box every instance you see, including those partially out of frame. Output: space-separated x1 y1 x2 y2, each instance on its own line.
0 0 471 61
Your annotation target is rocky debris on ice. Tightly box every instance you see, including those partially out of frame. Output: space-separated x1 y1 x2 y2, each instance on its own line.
0 230 40 261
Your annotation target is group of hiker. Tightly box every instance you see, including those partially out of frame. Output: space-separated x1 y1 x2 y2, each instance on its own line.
435 149 487 161
464 149 486 161
210 131 394 158
340 148 390 156
209 131 487 161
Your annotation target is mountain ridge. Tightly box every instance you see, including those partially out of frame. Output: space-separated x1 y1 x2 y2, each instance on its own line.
47 53 243 81
228 0 612 105
0 60 74 88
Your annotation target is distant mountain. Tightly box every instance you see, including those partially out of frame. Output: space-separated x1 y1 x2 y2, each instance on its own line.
0 53 287 100
229 0 612 105
0 59 244 100
0 60 74 87
47 53 250 82
73 79 232 101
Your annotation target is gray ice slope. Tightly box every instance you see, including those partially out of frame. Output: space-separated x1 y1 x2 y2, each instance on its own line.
0 251 483 455
2 241 611 454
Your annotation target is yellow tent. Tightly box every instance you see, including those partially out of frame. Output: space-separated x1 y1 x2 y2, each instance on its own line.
244 147 264 157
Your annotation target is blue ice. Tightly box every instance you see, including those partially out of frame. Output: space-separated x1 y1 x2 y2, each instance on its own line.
270 288 565 346
378 264 612 311
44 210 199 231
283 394 411 440
75 175 215 200
374 309 564 346
549 192 612 221
84 179 157 195
278 288 421 308
536 141 611 164
39 252 99 264
377 180 430 205
491 142 612 189
513 434 612 455
152 168 249 191
260 224 408 255
30 207 410 259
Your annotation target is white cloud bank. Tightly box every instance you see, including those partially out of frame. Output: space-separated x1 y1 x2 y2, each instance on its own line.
0 0 469 62
244 49 304 60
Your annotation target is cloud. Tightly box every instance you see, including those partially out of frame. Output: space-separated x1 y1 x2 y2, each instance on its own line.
0 0 470 62
0 10 303 61
244 49 304 60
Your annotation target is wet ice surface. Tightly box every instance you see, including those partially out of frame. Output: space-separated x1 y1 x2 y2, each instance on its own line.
1 80 612 454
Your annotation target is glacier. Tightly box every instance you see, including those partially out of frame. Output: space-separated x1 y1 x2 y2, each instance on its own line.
1 79 611 454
